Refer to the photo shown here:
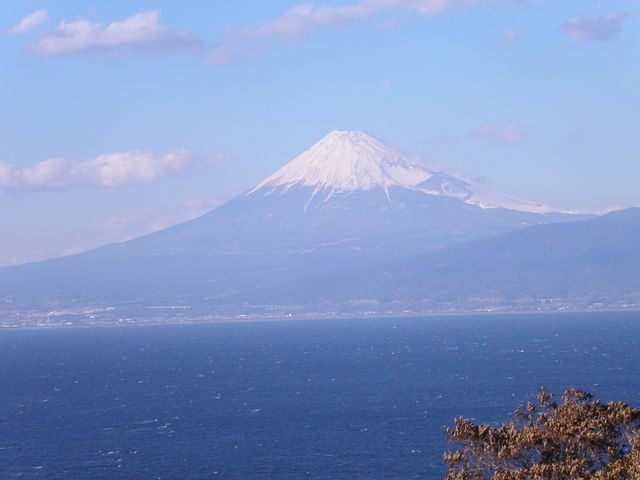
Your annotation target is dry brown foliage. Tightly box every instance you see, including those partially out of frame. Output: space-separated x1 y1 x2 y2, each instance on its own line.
443 388 640 480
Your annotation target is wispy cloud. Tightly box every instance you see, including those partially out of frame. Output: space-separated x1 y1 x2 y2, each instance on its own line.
0 250 47 267
429 124 528 144
102 191 239 242
183 196 228 220
60 245 87 257
30 10 204 56
208 0 540 65
562 11 635 42
6 9 48 35
471 124 527 144
427 133 464 145
0 183 241 266
103 208 170 240
0 149 223 192
502 29 524 44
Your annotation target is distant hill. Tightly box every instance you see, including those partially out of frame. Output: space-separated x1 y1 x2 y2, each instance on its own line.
303 208 640 311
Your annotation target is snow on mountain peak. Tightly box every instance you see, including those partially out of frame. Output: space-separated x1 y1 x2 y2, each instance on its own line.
250 130 431 196
249 130 573 214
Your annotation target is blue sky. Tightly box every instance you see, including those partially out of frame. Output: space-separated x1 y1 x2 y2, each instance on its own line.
0 0 638 265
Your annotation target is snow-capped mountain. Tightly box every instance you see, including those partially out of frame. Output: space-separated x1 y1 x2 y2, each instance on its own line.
134 127 581 258
0 130 591 316
250 130 570 214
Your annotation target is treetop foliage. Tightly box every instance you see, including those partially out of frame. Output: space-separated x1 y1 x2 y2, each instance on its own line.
443 387 640 480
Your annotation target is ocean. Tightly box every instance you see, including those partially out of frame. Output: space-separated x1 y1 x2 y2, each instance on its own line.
1 311 639 479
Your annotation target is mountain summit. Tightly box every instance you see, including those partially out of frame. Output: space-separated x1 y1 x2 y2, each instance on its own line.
251 130 567 214
251 130 429 195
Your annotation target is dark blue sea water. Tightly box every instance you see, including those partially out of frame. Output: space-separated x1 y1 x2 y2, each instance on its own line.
1 312 640 479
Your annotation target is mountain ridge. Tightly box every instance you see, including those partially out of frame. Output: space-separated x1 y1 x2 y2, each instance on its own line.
298 207 640 310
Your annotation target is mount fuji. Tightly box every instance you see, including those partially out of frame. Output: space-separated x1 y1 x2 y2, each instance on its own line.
0 130 589 321
120 130 581 259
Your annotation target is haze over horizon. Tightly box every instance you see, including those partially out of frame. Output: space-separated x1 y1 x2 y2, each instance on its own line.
1 0 638 266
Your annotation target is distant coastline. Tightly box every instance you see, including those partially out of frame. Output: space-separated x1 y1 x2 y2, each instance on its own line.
2 306 639 331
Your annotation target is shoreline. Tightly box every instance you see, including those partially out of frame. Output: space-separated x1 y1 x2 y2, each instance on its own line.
2 307 639 331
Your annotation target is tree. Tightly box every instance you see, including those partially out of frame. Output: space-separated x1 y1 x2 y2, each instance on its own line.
443 387 640 480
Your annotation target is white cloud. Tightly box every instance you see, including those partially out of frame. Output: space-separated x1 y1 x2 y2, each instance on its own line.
563 11 635 42
471 124 528 143
208 0 541 65
0 149 223 191
30 10 203 56
6 9 48 35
